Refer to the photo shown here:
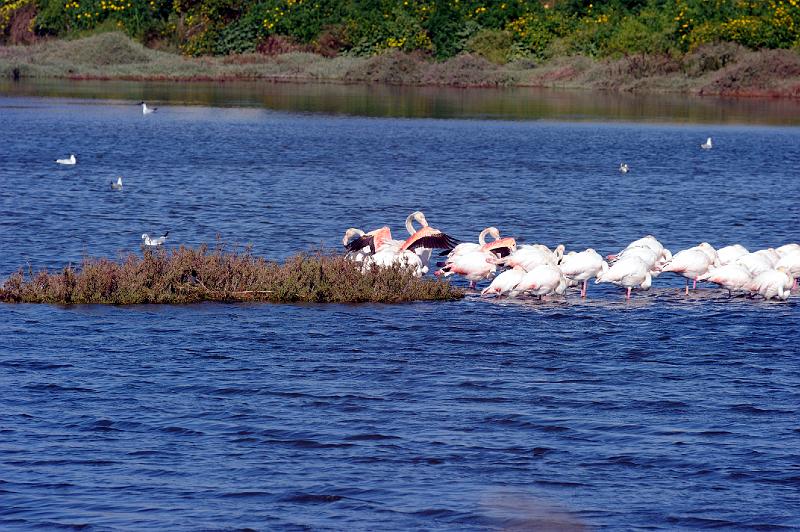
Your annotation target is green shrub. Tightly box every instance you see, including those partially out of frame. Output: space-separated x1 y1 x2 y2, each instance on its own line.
466 28 513 64
22 0 800 61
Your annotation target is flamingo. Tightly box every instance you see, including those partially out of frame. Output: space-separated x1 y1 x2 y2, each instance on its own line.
558 248 607 297
698 264 753 295
717 244 749 265
691 242 720 268
400 212 458 258
367 246 424 277
481 267 526 298
660 248 712 294
608 235 671 264
776 243 800 257
56 154 76 165
444 227 509 259
342 228 372 265
775 251 800 290
749 268 793 300
344 225 395 254
492 244 564 271
595 256 651 299
436 249 497 288
514 263 568 298
701 137 712 150
735 253 774 276
753 248 780 266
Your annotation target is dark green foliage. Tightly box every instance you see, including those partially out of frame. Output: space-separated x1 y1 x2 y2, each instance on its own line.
0 246 464 304
5 0 800 59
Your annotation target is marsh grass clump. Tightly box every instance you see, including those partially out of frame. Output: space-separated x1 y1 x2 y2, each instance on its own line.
0 245 463 305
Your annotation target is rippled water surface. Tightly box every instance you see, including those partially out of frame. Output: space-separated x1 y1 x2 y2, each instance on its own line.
1 88 800 530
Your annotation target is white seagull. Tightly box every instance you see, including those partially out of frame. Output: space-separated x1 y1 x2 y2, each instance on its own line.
142 231 169 246
701 137 712 150
56 154 77 165
139 102 157 115
110 176 123 190
619 163 629 174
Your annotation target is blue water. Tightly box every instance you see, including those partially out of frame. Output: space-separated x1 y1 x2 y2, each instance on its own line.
1 94 800 530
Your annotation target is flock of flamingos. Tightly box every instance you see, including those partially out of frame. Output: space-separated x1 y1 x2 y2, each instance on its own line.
343 211 799 301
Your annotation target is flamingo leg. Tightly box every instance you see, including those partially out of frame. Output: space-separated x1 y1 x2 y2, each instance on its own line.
693 278 697 290
684 279 689 295
626 287 631 300
793 278 798 291
469 281 476 289
581 280 587 298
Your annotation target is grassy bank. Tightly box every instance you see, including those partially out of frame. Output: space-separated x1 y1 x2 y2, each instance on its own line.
1 32 799 97
0 245 464 304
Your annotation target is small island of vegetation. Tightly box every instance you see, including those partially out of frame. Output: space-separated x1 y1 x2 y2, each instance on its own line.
1 1 800 95
0 246 464 304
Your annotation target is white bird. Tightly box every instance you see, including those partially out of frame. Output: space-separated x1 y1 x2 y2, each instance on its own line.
735 253 775 276
595 256 652 299
436 249 497 288
343 228 371 265
698 264 753 295
701 137 712 150
775 243 800 257
717 244 749 265
56 154 76 165
481 267 526 298
558 248 607 297
110 176 123 190
142 231 169 246
140 102 156 115
691 242 720 267
492 244 564 271
753 248 780 267
749 268 793 300
775 251 800 289
366 247 425 277
619 163 629 174
514 263 568 298
660 248 712 294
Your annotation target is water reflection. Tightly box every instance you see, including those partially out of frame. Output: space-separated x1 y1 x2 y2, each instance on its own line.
2 78 800 124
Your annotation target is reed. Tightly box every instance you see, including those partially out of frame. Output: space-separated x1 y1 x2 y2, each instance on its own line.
0 245 463 305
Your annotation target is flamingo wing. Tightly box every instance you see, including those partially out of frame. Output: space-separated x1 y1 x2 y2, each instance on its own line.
344 234 376 254
401 227 459 252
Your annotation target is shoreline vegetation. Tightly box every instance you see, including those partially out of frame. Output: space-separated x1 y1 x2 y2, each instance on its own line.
2 0 800 98
1 31 799 98
0 245 464 304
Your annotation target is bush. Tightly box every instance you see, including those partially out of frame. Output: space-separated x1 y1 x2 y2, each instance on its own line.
0 245 464 304
466 28 513 64
19 0 800 61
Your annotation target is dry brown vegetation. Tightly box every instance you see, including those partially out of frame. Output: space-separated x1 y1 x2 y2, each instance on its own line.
0 245 463 305
2 33 800 97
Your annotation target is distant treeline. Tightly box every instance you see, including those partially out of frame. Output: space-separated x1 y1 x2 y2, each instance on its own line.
2 0 799 60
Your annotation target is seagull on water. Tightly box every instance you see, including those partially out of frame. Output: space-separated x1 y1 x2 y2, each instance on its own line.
138 102 156 115
110 176 123 190
142 231 169 246
619 163 629 174
701 137 712 150
56 154 76 165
